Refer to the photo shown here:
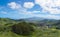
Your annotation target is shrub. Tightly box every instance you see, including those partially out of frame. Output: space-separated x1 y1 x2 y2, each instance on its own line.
11 22 35 35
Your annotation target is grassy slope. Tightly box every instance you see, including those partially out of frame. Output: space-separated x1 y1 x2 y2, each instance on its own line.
0 28 60 37
0 18 60 37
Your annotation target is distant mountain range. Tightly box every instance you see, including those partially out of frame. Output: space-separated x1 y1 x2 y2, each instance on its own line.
0 17 59 22
15 17 58 23
24 17 56 21
24 17 45 21
0 17 60 27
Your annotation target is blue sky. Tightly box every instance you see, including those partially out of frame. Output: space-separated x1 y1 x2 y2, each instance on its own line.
0 0 60 19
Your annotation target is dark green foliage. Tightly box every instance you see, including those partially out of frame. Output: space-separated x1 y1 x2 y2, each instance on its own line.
56 25 60 29
11 22 35 35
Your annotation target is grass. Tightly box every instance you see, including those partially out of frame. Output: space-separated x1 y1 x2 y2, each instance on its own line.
0 27 60 37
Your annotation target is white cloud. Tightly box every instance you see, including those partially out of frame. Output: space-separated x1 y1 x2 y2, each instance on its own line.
7 1 60 19
1 11 8 14
8 2 34 15
22 11 33 15
44 15 60 19
31 11 41 14
23 2 34 8
34 14 60 20
33 11 40 12
8 2 21 9
35 0 60 14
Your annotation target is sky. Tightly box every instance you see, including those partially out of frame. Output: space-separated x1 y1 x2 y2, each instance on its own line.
0 0 60 19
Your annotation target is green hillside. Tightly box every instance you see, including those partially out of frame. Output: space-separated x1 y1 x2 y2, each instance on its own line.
0 18 60 37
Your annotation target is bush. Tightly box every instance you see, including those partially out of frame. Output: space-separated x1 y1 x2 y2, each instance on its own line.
11 22 35 35
55 25 60 29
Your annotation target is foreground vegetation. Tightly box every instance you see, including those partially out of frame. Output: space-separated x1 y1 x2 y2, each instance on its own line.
0 28 60 37
0 18 60 37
